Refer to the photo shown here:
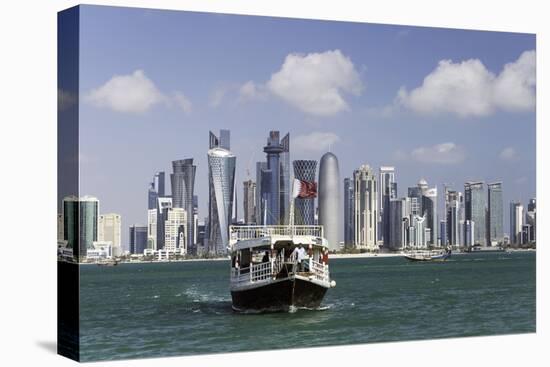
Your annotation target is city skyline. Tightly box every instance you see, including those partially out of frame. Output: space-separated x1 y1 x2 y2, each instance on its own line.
74 6 536 247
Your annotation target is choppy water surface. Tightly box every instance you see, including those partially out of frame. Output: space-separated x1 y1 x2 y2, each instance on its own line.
79 251 535 361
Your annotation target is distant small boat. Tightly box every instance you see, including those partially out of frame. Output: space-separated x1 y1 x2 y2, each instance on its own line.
404 248 451 262
97 259 119 266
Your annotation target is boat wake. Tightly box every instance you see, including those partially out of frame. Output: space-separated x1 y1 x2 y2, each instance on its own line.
233 304 330 314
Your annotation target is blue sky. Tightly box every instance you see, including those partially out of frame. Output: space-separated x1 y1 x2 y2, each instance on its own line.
76 5 536 247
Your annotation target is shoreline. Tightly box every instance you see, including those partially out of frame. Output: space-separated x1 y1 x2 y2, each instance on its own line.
74 248 536 265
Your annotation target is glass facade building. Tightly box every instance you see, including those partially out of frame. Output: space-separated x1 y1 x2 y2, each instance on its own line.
129 225 148 254
388 197 410 250
62 195 99 259
509 201 524 245
171 158 196 252
422 187 438 245
353 165 378 250
487 182 504 246
464 181 487 246
343 177 354 247
156 197 172 250
445 189 463 247
148 171 165 210
255 161 268 225
209 129 230 150
207 147 236 255
379 166 396 247
280 133 290 225
260 131 289 225
243 179 256 224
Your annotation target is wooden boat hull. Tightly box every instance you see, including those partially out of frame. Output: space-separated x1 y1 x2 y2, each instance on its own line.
231 277 328 312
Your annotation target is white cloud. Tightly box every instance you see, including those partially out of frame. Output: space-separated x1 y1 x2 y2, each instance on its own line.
266 50 363 116
499 147 518 161
209 85 229 108
410 142 466 164
292 132 341 154
238 81 267 102
396 50 535 117
493 50 536 111
172 91 192 114
85 70 191 114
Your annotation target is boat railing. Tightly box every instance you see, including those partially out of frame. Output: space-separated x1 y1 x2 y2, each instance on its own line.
231 254 330 286
250 261 272 282
310 260 330 283
231 251 286 285
229 225 323 243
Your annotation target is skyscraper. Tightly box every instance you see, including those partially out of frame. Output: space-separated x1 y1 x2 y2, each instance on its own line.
280 133 290 225
379 166 396 247
255 161 268 225
521 224 532 244
487 182 504 246
243 180 256 224
147 209 157 249
464 181 487 246
407 185 423 216
232 184 238 224
446 189 463 248
62 195 99 260
412 214 428 249
209 129 230 150
129 225 147 254
148 171 165 210
156 197 172 250
293 160 317 225
208 147 236 255
463 220 475 247
164 207 187 253
439 220 447 247
422 187 438 246
98 213 122 256
170 158 196 252
57 213 64 243
353 165 378 251
260 131 290 225
526 198 536 242
510 201 524 245
193 195 199 249
318 153 340 250
343 177 354 247
388 197 410 250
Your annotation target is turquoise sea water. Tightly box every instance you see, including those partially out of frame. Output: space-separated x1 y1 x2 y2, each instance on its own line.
79 251 536 361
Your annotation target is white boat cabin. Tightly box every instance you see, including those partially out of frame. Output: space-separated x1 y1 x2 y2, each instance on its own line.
228 225 332 288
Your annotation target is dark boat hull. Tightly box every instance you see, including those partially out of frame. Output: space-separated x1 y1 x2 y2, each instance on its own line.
231 277 328 312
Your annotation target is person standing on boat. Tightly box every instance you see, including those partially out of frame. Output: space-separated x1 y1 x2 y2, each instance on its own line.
298 245 307 271
261 251 269 263
321 248 329 265
291 244 307 271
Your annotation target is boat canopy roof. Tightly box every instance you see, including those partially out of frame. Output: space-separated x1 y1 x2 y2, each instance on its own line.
231 236 327 252
229 225 328 252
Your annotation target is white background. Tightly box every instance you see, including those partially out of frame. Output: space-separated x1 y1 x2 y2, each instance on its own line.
0 0 547 366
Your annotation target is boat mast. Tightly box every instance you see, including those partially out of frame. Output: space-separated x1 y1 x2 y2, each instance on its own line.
289 179 297 236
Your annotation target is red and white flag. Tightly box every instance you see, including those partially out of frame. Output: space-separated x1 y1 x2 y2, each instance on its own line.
292 179 317 199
